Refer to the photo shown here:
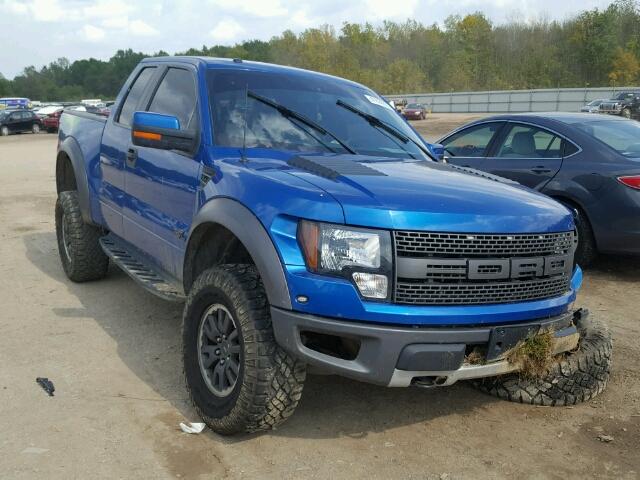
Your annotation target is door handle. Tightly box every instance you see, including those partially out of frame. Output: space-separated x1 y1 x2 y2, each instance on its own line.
531 166 552 174
126 148 137 167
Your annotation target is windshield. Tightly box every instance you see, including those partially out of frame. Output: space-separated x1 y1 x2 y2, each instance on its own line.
614 93 634 100
206 69 430 159
406 103 422 109
575 120 640 158
587 100 602 106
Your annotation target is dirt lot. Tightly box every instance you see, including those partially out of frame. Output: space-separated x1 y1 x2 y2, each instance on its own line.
0 117 638 479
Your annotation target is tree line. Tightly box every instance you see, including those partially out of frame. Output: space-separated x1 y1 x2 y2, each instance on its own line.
1 0 639 101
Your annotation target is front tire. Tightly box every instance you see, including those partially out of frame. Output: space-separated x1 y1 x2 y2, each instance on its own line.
32 123 40 134
0 126 8 136
622 108 631 119
183 265 306 435
55 191 109 282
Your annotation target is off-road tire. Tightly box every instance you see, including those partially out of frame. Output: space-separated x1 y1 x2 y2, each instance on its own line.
0 126 8 136
622 108 631 119
55 191 109 282
183 265 306 435
573 206 597 267
471 314 612 406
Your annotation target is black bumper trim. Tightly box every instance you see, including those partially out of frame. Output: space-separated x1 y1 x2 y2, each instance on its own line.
270 307 577 386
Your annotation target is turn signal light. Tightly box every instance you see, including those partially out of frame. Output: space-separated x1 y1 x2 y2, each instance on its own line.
133 130 162 141
618 175 640 190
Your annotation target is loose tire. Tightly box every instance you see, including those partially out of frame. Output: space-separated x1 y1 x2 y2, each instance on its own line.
183 265 306 435
472 314 612 406
0 126 8 136
32 123 40 134
55 191 109 282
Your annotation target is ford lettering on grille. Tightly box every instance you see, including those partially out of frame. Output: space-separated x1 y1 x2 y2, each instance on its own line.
393 231 575 305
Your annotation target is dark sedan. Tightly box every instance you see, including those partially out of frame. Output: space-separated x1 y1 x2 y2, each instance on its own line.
0 109 42 136
437 113 640 265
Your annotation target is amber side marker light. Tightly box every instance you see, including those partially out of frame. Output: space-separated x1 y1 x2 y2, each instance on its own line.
298 220 319 271
618 175 640 190
133 130 162 141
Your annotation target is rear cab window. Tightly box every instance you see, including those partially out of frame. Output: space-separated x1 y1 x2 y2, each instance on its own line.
117 66 157 127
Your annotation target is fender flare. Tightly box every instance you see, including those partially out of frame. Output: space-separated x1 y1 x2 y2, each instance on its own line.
186 198 292 310
57 136 93 224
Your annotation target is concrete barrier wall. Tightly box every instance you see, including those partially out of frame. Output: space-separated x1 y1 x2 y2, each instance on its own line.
386 86 640 113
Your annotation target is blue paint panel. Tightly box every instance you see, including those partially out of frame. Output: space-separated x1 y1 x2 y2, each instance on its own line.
133 111 180 130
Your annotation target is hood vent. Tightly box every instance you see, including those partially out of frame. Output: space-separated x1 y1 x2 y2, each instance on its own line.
288 155 386 180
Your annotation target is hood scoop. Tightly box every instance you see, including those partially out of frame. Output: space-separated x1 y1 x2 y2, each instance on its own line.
288 155 386 180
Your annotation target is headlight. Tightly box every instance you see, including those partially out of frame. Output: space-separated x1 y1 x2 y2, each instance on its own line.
297 220 392 300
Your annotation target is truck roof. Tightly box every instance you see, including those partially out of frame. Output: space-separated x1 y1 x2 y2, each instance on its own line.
139 56 364 88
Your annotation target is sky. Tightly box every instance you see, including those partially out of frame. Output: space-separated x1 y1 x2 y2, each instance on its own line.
0 0 615 79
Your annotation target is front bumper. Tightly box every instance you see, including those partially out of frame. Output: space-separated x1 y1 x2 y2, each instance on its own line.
271 306 585 387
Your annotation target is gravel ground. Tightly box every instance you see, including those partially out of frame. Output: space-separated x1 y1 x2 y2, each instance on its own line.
0 121 638 479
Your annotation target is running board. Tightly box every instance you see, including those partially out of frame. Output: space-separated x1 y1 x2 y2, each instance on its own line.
100 234 186 302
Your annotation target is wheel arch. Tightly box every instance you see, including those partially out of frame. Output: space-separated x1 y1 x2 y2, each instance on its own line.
548 194 598 248
184 198 292 310
56 137 93 224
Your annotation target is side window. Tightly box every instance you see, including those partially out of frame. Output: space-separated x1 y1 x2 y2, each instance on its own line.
496 124 562 159
441 123 503 157
147 68 198 130
118 67 156 127
563 141 579 157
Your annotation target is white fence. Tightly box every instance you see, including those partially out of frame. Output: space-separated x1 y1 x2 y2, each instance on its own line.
386 86 640 113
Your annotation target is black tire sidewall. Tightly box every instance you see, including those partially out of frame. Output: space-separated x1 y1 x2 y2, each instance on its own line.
183 279 245 419
574 207 596 267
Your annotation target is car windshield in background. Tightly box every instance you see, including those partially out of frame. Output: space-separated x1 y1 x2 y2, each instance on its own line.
588 100 602 106
206 69 430 159
406 104 422 109
575 120 640 158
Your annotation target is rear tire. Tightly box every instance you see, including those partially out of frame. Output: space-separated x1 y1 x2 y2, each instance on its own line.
183 265 306 435
55 191 109 282
573 206 597 267
32 123 40 134
622 108 631 119
471 313 612 406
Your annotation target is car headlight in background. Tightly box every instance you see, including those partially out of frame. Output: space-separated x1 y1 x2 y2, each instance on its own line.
297 220 392 300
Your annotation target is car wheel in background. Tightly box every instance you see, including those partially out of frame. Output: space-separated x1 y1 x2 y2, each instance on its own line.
573 206 598 267
32 124 40 134
622 108 631 119
0 126 8 136
183 265 306 435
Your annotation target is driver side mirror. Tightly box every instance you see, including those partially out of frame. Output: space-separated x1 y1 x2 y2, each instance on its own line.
429 143 447 162
131 111 197 154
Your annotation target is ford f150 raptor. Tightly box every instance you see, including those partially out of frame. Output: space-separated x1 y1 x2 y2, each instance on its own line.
55 57 612 434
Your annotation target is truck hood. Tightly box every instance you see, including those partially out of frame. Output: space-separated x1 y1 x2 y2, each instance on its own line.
284 154 574 233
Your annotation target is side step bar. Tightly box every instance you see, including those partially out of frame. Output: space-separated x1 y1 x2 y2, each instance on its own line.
99 234 186 302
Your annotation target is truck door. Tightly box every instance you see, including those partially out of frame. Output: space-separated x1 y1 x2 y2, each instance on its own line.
481 122 563 190
99 66 158 238
122 65 202 278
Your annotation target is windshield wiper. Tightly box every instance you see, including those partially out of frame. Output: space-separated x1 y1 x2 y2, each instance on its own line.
336 99 433 158
247 90 356 154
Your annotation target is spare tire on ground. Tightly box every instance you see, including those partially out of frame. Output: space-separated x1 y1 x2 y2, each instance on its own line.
471 312 612 406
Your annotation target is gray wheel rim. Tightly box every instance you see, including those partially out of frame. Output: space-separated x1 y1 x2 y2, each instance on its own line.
198 304 241 397
61 212 72 261
33 124 40 133
1 127 7 136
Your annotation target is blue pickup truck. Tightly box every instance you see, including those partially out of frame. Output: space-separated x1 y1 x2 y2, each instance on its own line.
55 57 611 434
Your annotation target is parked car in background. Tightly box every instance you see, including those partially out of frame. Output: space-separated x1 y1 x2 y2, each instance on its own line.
438 113 640 266
36 105 63 119
580 99 606 113
402 103 427 120
43 109 64 133
0 109 42 136
599 91 640 119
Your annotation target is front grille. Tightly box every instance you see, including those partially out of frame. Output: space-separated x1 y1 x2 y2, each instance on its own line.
395 277 570 305
393 230 575 305
395 231 574 258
